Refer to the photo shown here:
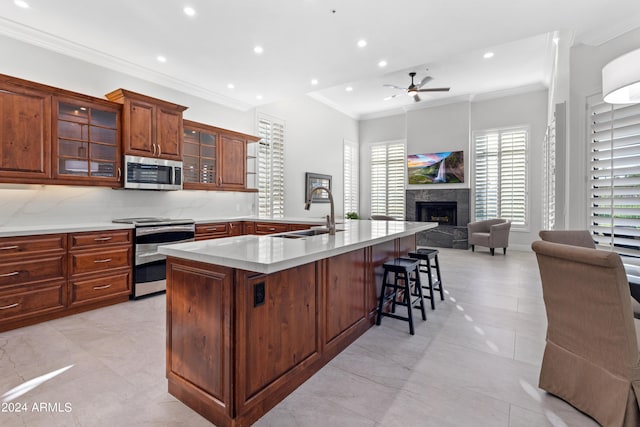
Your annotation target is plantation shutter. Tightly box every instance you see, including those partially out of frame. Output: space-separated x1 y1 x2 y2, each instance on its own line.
370 141 406 219
343 140 359 215
257 116 285 218
588 95 640 280
474 128 528 226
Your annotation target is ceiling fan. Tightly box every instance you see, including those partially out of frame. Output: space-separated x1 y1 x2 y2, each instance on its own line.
384 72 450 102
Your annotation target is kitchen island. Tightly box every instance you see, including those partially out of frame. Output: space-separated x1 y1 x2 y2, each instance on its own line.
159 219 436 427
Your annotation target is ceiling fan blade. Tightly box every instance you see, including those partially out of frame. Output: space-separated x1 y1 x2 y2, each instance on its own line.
418 76 433 88
417 88 450 92
383 84 405 90
413 94 421 102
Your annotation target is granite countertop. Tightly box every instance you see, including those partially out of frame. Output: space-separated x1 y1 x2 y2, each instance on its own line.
0 222 135 238
0 217 332 238
158 220 436 274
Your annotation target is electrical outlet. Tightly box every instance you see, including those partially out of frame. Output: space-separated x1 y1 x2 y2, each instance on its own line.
254 282 265 307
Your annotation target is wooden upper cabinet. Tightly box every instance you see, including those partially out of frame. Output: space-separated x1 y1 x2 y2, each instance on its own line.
183 120 258 191
219 132 246 189
0 78 51 181
105 89 187 161
52 96 121 185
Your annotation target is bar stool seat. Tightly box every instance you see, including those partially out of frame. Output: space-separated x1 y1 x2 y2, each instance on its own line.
408 248 444 310
376 257 427 335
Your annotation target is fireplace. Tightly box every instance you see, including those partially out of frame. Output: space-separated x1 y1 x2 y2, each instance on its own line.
406 189 470 249
416 201 457 226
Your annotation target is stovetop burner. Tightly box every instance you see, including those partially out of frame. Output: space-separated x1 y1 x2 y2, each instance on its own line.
112 217 195 226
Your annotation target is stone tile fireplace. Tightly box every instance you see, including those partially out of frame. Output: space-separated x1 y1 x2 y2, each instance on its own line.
406 189 470 249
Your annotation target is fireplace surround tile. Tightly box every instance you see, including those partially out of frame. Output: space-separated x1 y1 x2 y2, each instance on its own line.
406 189 470 249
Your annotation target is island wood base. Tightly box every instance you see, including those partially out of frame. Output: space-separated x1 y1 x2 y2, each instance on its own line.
165 235 415 426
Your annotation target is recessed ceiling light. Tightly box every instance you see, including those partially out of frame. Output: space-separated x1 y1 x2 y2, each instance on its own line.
383 96 393 101
14 0 29 8
378 60 387 68
483 51 494 59
156 55 167 63
227 83 235 89
254 46 264 54
311 79 318 85
183 6 196 16
256 94 263 100
357 39 367 48
345 86 353 92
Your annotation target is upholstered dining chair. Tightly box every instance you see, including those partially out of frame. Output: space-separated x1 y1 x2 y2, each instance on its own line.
538 229 596 248
467 218 511 255
532 240 640 427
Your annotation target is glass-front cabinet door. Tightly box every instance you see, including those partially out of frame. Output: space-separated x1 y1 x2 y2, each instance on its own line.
183 120 218 190
53 97 121 185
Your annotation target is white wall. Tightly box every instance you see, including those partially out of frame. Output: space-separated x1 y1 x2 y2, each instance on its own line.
567 28 640 229
257 96 359 219
471 90 548 249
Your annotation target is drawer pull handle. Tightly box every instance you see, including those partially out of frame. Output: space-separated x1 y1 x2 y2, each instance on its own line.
0 271 19 278
0 303 19 310
94 237 113 242
0 245 18 251
94 258 112 264
93 284 112 290
205 227 219 232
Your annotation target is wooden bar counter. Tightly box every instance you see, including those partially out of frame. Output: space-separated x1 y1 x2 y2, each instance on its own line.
159 220 436 426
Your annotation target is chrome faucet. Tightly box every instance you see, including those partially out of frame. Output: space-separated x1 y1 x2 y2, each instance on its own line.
304 186 335 235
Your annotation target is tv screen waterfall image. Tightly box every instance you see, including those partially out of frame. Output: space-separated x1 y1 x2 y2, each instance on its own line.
407 151 464 184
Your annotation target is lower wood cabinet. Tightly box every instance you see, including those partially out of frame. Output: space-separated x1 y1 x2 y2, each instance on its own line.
67 229 132 308
165 234 416 427
0 229 132 332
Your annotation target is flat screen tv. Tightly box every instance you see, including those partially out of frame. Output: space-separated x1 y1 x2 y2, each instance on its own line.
407 151 464 184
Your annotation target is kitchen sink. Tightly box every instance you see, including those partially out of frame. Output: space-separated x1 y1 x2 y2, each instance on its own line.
271 228 344 239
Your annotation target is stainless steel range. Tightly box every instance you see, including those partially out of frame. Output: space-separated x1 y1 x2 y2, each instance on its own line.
112 217 195 298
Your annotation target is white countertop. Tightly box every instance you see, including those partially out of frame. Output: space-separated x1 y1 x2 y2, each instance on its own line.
0 222 134 238
159 220 437 274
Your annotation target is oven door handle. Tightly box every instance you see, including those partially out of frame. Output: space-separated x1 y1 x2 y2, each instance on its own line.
135 224 195 237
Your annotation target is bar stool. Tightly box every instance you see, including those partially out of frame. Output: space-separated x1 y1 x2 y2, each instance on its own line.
408 248 444 310
376 257 427 335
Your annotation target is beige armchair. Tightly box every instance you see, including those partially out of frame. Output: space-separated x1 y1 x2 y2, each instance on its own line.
532 240 640 427
467 219 511 255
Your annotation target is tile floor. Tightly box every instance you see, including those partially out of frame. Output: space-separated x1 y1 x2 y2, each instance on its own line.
0 248 599 426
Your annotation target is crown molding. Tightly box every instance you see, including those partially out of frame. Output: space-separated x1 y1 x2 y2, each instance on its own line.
0 17 253 111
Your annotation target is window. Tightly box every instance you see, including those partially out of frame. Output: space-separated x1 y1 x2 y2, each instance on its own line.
343 140 359 215
588 94 640 280
474 127 528 227
370 141 405 219
257 115 285 218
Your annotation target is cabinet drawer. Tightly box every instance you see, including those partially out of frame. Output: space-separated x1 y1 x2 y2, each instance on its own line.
288 223 313 231
0 255 66 287
254 223 289 235
69 229 132 250
0 282 65 322
0 234 65 260
71 247 131 275
70 272 130 306
196 223 229 239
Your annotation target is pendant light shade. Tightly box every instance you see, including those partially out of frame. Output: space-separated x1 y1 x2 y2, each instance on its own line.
602 48 640 104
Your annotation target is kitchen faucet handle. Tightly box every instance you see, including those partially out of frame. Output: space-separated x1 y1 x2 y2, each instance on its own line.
325 215 330 228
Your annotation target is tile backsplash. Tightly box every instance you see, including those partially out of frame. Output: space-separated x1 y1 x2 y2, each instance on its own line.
0 184 256 226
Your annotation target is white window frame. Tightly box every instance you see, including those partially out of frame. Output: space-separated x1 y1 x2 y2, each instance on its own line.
369 140 406 220
343 139 359 216
256 114 285 218
472 126 529 231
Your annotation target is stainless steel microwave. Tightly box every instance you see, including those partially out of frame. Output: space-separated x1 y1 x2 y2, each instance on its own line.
123 155 183 190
